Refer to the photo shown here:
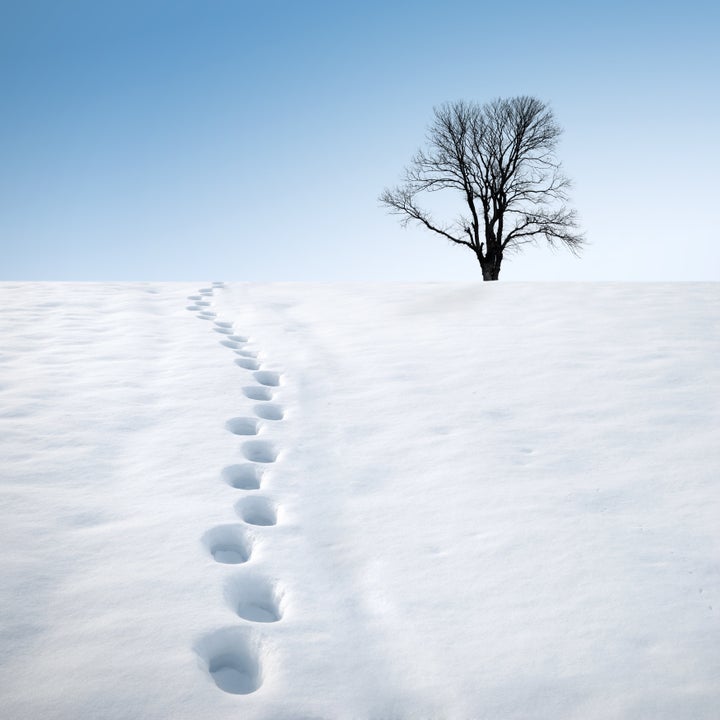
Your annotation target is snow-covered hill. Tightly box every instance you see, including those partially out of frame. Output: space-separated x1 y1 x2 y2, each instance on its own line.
1 282 718 720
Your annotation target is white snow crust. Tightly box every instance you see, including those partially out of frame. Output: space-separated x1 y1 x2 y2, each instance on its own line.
1 281 718 719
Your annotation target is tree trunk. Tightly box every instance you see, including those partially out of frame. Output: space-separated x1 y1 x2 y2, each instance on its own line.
481 265 497 281
479 249 502 281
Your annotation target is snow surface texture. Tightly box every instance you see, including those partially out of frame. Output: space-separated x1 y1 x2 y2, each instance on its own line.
1 282 719 720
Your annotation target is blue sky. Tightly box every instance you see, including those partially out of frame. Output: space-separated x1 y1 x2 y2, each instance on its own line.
1 0 718 280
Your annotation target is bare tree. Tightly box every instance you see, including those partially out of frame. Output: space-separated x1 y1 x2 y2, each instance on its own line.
380 97 584 280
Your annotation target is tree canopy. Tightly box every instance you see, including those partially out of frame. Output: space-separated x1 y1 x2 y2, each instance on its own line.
380 96 584 280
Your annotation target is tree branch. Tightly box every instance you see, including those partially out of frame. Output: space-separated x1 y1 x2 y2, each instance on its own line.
379 187 476 250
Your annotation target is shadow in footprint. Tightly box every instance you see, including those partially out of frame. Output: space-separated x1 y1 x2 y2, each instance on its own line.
222 464 264 490
214 328 233 335
236 358 260 371
202 525 252 564
254 403 284 421
243 441 278 463
254 371 281 387
220 340 242 349
225 572 284 622
235 349 258 358
214 321 233 329
228 334 249 343
187 295 202 301
243 386 274 401
226 417 260 436
236 496 277 526
194 626 263 695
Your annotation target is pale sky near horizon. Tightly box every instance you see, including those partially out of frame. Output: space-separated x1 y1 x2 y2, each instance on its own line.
1 0 718 281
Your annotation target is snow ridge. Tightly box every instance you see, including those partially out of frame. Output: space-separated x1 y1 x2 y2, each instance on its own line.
187 282 285 696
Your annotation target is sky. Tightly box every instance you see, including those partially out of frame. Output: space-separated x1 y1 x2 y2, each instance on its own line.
1 0 718 281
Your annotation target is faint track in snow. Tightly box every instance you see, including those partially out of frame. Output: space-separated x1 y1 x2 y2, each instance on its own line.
186 281 287 698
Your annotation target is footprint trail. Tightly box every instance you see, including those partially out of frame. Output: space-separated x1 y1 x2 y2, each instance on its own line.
186 282 287 697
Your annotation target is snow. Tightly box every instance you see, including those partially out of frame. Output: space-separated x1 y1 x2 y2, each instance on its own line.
1 281 719 719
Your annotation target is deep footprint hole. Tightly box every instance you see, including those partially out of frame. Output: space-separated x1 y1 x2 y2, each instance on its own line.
195 627 263 695
236 496 278 526
225 572 284 623
243 386 274 401
236 358 260 371
253 403 284 421
222 464 263 490
225 417 260 436
253 371 281 387
210 656 256 694
202 525 252 564
243 441 278 463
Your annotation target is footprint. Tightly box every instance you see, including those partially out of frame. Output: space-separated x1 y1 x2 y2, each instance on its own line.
194 627 263 695
253 371 281 387
225 417 260 436
219 339 242 349
199 288 213 293
214 321 233 329
243 386 274 401
235 349 258 358
228 334 249 343
243 441 278 463
186 305 201 311
187 295 202 301
225 573 284 622
236 496 277 526
236 358 260 371
203 525 252 564
214 328 233 335
212 281 225 287
196 301 212 307
198 311 216 318
222 464 264 490
253 403 283 421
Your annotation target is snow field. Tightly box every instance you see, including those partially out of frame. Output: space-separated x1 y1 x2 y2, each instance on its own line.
1 281 719 719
